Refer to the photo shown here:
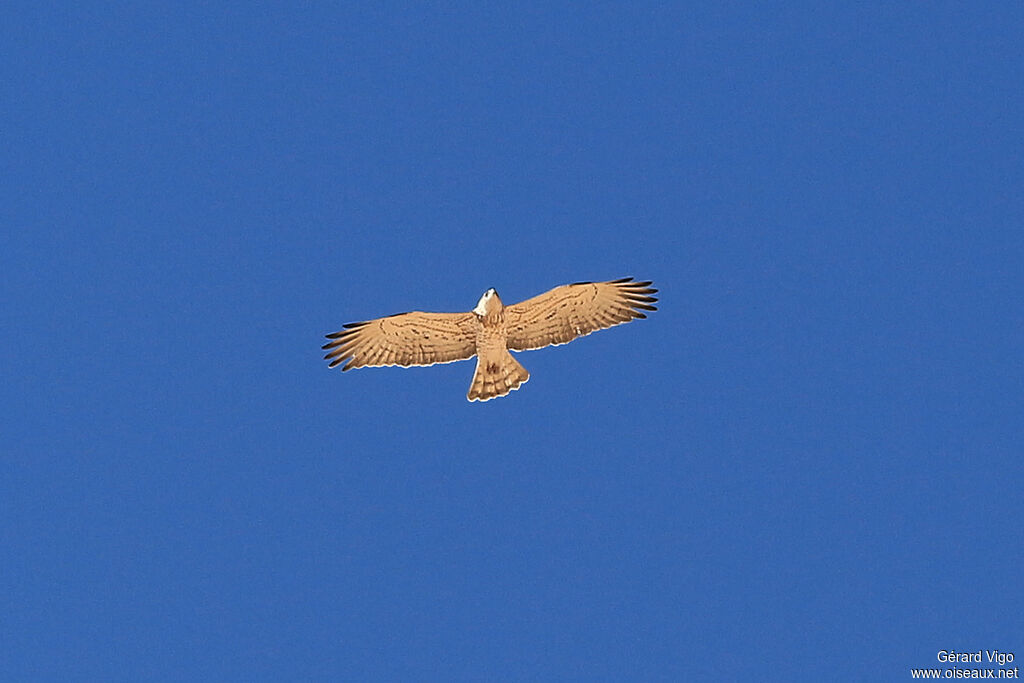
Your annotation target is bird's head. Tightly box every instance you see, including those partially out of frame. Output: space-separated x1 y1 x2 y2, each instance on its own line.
473 288 502 317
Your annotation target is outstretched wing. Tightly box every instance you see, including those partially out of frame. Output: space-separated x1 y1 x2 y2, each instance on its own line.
323 311 478 371
505 277 658 351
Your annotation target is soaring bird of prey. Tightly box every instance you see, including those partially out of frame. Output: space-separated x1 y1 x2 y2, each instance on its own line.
323 277 658 402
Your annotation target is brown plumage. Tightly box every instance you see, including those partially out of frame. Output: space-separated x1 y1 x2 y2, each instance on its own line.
323 277 658 402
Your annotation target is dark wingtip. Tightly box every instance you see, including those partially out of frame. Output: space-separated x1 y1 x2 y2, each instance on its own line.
611 276 634 283
342 321 366 329
625 297 658 308
323 335 353 348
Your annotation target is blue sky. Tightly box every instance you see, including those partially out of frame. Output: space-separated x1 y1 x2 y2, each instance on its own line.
2 3 1022 680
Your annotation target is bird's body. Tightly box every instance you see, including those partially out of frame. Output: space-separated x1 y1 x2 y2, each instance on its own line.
464 289 532 401
323 277 658 402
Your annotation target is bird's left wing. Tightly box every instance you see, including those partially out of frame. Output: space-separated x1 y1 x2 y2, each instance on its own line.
505 277 657 351
323 311 478 371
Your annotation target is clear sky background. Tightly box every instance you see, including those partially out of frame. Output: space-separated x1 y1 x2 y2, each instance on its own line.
2 3 1022 680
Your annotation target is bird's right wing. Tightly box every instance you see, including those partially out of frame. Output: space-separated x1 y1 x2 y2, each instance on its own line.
505 277 658 351
323 311 478 371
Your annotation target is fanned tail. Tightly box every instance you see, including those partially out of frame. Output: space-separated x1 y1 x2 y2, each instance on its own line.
467 349 530 402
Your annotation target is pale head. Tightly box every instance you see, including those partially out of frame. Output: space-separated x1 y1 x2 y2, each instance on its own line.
473 288 502 316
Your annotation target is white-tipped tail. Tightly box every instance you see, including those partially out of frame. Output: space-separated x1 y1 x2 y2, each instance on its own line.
466 349 530 402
